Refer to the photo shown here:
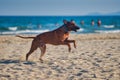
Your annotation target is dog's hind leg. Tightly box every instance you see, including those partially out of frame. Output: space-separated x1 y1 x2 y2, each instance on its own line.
39 43 46 63
26 40 38 61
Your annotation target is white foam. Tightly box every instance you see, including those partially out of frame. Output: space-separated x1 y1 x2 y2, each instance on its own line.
8 27 17 31
104 25 114 28
95 30 120 33
78 28 84 32
1 29 49 35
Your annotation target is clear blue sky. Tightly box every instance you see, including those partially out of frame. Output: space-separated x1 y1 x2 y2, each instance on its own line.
0 0 120 15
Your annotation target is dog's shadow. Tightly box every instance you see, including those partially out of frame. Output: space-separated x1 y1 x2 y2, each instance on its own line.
0 59 35 65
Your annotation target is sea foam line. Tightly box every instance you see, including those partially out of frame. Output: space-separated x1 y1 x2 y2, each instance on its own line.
95 30 120 33
0 29 49 35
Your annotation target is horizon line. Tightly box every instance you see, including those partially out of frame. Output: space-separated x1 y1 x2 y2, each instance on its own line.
0 14 120 16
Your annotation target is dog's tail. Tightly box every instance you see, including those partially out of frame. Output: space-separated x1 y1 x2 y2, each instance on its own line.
16 35 35 39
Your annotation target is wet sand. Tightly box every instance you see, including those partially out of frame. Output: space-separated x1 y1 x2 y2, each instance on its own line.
0 33 120 80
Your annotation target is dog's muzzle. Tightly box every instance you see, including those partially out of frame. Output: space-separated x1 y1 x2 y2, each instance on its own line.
73 26 80 32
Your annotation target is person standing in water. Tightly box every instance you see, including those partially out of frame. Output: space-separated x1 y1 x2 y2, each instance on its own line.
91 19 95 26
80 20 84 26
97 19 101 27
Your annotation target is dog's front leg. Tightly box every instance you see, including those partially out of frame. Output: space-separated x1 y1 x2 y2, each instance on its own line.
60 41 71 52
66 42 71 52
65 40 76 48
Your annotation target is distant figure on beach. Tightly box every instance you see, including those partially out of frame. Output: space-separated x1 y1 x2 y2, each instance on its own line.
37 24 42 29
97 19 101 27
55 23 59 27
91 19 95 26
80 20 84 26
28 22 32 29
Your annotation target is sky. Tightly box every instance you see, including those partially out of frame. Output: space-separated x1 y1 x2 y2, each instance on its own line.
0 0 120 16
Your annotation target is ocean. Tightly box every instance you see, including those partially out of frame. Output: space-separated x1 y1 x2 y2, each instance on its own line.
0 16 120 35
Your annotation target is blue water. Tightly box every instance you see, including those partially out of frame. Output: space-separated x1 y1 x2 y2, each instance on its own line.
0 16 120 35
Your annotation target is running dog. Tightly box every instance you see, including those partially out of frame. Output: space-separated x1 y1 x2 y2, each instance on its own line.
16 20 80 62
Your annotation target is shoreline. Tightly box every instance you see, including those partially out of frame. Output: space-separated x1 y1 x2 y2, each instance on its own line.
0 33 120 80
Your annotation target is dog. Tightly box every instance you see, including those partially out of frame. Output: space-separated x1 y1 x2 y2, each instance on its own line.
16 20 80 62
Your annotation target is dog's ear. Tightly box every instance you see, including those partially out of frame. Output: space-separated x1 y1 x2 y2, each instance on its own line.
63 19 68 24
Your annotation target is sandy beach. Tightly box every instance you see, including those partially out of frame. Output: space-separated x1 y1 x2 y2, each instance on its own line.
0 33 120 80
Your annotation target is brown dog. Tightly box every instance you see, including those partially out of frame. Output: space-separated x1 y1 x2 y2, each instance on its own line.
16 20 80 62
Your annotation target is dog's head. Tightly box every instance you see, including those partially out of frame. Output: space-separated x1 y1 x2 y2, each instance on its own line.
64 20 80 32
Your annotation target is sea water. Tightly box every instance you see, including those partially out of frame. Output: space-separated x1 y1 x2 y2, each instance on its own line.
0 16 120 35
